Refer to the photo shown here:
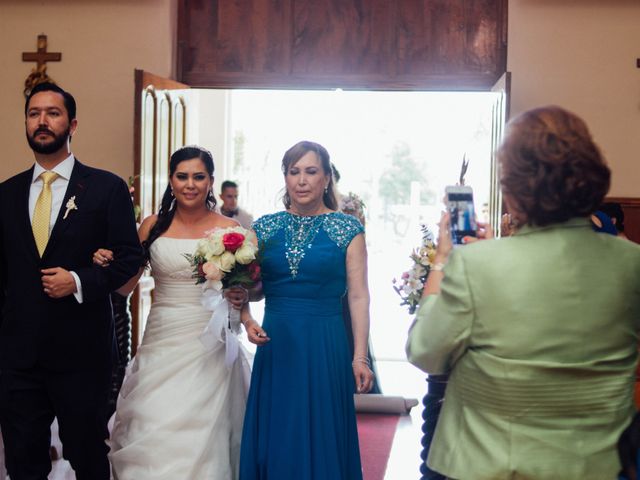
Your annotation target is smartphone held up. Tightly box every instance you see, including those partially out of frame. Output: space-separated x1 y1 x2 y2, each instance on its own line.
445 185 478 245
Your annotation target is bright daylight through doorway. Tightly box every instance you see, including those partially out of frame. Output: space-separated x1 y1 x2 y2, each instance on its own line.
225 89 500 399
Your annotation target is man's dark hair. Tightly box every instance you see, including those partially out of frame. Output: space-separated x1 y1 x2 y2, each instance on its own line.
25 82 77 121
221 180 238 191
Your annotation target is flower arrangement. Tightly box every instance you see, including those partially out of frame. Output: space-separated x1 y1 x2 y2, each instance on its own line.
128 175 141 223
339 191 366 225
393 224 437 314
184 226 260 291
63 195 77 219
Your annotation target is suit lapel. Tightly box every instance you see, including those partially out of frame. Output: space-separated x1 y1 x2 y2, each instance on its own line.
17 167 41 259
43 160 90 258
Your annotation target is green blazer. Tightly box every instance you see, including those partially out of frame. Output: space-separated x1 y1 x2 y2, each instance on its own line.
407 218 640 480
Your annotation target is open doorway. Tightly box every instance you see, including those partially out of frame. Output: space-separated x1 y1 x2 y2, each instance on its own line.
219 88 500 398
134 78 505 398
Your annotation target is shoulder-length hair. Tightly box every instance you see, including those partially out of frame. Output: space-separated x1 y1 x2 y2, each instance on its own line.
499 106 610 226
281 140 338 211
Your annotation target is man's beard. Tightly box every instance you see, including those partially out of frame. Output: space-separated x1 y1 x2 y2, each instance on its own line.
26 126 70 155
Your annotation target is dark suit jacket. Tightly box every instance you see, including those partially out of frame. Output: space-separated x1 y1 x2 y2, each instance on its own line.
0 160 143 371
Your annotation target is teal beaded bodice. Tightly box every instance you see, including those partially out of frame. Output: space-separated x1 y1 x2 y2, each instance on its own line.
253 211 364 299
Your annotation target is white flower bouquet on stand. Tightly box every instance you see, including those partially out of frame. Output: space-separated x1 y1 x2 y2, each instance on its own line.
392 225 437 314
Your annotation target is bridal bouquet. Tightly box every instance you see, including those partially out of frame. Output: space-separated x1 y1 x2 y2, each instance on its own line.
392 224 437 314
185 226 260 290
184 226 260 366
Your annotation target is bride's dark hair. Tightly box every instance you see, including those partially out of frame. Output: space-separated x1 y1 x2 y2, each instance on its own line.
142 145 216 263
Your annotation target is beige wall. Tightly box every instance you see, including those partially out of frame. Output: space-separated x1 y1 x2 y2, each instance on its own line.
0 0 177 182
508 0 640 197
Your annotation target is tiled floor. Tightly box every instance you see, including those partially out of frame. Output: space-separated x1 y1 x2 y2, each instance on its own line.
42 359 428 479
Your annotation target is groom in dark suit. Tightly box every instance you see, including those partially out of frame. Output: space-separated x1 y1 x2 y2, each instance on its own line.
0 82 142 479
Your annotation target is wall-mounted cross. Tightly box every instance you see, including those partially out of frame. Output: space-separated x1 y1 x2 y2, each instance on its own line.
22 34 62 97
22 34 61 70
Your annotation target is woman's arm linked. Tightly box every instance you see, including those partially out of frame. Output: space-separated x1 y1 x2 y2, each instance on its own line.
93 215 156 296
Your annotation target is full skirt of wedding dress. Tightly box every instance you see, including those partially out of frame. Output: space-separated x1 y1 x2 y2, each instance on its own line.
109 238 251 480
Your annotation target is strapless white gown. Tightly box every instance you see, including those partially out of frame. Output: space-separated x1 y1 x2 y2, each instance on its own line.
109 237 252 480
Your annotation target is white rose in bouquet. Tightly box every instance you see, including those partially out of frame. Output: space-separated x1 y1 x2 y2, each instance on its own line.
235 244 257 264
219 251 236 272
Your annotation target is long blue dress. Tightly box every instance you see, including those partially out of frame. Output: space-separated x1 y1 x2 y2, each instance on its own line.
239 211 364 480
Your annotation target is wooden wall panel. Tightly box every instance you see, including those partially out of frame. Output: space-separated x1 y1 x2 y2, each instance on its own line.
178 0 507 90
179 0 292 76
399 1 463 75
606 197 640 244
291 0 393 76
397 0 503 74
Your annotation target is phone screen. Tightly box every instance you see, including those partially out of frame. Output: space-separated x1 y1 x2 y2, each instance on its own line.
447 191 477 244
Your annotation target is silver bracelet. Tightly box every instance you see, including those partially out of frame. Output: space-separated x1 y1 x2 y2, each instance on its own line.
352 356 371 366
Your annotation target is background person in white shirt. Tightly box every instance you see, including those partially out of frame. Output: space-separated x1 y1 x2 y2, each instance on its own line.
218 180 254 229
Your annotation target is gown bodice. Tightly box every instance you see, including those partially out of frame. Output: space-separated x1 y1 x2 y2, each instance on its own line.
148 237 201 306
253 211 363 301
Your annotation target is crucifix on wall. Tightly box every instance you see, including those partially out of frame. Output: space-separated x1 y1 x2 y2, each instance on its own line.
22 34 62 97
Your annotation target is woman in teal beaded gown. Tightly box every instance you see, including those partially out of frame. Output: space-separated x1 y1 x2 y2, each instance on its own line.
238 141 374 480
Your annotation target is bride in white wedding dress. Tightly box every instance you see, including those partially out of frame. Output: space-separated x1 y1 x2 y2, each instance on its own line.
95 146 251 480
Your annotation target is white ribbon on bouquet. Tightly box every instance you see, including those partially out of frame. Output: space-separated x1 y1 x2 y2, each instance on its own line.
199 287 241 368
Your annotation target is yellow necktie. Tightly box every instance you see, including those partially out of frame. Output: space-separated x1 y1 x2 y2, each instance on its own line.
32 171 59 256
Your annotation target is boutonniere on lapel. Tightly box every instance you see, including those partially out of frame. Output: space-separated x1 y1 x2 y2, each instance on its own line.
63 196 78 220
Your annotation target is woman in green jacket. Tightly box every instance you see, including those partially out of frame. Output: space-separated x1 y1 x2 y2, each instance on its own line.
407 105 640 480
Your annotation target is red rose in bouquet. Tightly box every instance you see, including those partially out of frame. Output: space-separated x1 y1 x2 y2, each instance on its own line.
248 263 261 282
223 232 245 252
197 262 206 278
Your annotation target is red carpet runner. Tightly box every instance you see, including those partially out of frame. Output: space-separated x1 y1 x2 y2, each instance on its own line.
357 413 401 480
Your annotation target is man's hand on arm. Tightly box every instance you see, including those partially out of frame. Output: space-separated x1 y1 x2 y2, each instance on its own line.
41 267 78 299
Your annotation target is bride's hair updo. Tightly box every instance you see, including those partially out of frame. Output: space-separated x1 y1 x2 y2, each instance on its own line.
142 145 216 264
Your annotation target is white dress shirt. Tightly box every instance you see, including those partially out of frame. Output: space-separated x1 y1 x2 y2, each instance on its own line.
216 206 254 230
30 154 83 303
